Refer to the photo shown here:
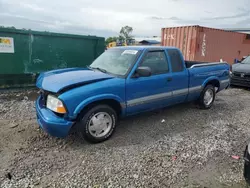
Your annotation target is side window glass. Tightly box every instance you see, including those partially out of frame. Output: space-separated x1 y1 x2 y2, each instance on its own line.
140 51 169 75
167 49 184 72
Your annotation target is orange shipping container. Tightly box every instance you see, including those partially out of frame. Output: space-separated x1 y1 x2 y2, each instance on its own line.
161 25 250 65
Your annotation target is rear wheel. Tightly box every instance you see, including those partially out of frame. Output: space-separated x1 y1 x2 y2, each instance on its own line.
77 105 117 143
198 85 215 109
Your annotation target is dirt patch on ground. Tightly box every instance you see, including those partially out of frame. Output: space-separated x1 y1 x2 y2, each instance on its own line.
0 88 250 187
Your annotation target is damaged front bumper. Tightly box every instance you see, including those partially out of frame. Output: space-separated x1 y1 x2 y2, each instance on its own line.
35 96 74 138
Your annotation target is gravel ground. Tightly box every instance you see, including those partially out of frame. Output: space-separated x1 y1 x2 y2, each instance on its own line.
0 88 250 188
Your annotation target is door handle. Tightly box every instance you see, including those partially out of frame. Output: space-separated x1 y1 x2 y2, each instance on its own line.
167 77 172 82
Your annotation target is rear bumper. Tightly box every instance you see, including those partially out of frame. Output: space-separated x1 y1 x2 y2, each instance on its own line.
219 78 230 91
231 77 250 87
35 96 74 138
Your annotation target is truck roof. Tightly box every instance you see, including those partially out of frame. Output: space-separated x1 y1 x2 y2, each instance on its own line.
111 46 179 51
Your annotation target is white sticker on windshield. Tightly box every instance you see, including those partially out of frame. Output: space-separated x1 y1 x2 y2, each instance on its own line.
122 50 138 55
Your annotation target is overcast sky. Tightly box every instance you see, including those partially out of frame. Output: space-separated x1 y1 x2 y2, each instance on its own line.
0 0 250 37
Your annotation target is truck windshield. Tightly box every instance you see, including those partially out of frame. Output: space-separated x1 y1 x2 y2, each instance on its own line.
241 56 250 64
90 49 140 76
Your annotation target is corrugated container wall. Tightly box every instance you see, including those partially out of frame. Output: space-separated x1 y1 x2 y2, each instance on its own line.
0 28 105 88
161 25 250 65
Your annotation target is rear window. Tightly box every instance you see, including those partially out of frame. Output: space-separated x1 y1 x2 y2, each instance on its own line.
167 49 184 72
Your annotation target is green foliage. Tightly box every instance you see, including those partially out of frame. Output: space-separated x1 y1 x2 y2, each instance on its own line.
106 26 134 45
0 26 16 29
105 36 118 45
119 26 133 42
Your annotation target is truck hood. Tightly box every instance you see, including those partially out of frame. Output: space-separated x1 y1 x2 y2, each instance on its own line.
232 63 250 73
36 68 114 93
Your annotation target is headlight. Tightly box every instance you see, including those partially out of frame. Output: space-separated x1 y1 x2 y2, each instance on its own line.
46 95 66 114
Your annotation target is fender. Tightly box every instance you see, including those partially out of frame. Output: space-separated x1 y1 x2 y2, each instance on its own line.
202 76 220 88
72 94 125 119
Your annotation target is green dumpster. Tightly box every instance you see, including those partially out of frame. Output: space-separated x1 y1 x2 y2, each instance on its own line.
0 28 105 88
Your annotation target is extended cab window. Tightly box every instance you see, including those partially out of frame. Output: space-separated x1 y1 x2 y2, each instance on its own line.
140 51 169 75
167 49 184 72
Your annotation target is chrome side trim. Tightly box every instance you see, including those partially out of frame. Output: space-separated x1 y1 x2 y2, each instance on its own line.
189 86 202 93
127 91 172 107
173 88 189 96
190 62 228 69
127 86 202 107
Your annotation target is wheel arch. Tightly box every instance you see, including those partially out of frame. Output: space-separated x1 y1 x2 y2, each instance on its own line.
73 94 125 120
202 77 220 91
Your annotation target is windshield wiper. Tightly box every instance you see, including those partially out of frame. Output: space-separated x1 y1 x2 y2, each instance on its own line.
88 66 107 73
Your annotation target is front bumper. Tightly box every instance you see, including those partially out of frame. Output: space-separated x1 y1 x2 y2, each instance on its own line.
231 76 250 87
35 96 74 138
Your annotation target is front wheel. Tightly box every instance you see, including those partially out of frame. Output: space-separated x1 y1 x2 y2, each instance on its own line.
198 85 216 109
77 105 117 143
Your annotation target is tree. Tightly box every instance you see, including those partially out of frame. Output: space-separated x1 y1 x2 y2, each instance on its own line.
119 26 133 43
105 36 118 45
118 35 125 41
0 26 16 29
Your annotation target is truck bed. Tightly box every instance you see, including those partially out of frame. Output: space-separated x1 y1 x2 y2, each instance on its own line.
187 61 229 90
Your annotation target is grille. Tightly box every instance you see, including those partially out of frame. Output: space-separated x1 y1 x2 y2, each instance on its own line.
231 77 250 87
39 90 50 106
233 72 250 78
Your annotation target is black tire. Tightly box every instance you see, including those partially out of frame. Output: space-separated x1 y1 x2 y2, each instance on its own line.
198 84 216 109
77 104 117 143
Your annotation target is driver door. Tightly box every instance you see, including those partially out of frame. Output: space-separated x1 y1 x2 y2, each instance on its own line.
125 50 174 115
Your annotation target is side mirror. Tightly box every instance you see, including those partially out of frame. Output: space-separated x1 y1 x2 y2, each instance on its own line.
135 66 152 77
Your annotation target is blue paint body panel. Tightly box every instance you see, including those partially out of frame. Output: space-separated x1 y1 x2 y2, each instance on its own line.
36 68 114 93
36 96 74 137
35 46 230 138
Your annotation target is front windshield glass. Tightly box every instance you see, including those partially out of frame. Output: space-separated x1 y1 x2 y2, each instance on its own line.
241 56 250 64
90 49 140 76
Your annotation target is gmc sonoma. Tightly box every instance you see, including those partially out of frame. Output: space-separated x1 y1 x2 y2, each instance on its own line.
36 46 230 143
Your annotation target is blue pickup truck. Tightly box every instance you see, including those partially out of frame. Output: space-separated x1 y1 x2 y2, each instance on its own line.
36 46 230 143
